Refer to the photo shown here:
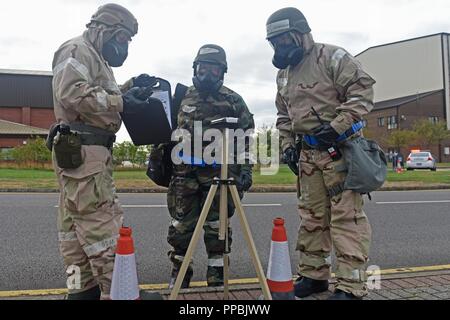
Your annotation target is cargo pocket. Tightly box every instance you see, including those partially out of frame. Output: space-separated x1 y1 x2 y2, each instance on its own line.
167 176 199 221
62 161 105 215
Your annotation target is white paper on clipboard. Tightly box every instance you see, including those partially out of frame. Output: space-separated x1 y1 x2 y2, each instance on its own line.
151 90 172 129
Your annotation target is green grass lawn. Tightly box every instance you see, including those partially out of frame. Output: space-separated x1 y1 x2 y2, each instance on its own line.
0 168 56 179
0 165 449 189
253 165 297 185
386 170 450 184
436 162 450 167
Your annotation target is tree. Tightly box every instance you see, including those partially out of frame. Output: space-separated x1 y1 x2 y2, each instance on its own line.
256 123 274 158
112 141 128 165
431 122 450 161
412 119 450 161
386 129 417 151
412 119 434 149
113 141 151 166
11 137 51 166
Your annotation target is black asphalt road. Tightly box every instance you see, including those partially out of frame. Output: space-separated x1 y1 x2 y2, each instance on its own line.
1 191 450 291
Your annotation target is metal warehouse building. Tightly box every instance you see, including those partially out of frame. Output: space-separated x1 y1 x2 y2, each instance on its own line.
357 33 450 162
0 69 55 151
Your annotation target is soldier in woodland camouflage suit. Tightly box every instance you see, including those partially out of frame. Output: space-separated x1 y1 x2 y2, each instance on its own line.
266 8 375 300
52 4 158 300
167 44 255 288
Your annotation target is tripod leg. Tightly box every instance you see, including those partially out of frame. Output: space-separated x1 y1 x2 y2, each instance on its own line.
220 128 230 298
223 252 230 300
169 184 219 300
228 185 273 300
222 189 230 299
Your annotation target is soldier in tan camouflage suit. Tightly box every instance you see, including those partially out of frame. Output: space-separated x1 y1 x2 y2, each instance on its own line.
167 44 255 288
52 4 158 300
266 8 375 300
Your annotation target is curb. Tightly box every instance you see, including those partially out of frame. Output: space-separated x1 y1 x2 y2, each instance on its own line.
2 269 450 300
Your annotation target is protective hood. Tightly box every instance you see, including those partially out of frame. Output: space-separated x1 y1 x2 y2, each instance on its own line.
83 22 117 55
83 23 130 67
297 32 315 55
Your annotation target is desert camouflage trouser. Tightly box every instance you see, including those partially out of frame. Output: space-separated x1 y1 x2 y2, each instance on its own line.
167 165 242 285
54 145 123 298
296 148 372 298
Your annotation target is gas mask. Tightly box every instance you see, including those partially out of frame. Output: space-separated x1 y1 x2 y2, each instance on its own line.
269 32 304 69
192 62 224 94
102 30 130 67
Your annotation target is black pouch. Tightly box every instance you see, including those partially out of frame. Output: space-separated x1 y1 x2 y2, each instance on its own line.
53 132 83 169
146 143 174 187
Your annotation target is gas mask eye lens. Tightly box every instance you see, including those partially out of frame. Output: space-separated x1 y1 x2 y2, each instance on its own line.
114 30 132 44
270 32 295 49
196 63 222 77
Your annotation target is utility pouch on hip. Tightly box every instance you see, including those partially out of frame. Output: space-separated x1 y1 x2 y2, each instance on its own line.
341 136 387 193
53 130 83 169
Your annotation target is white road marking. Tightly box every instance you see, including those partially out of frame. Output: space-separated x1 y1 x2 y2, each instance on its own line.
376 200 450 204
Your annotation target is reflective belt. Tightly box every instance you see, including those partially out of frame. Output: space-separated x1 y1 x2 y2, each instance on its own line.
177 151 218 168
205 220 221 229
208 258 224 267
304 121 364 146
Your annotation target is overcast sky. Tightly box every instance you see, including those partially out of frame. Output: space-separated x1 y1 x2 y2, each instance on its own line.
2 0 450 142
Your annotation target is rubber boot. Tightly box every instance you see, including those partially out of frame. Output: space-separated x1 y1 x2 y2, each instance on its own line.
207 266 224 287
169 266 193 289
327 289 362 300
139 290 164 300
294 276 329 298
65 285 101 300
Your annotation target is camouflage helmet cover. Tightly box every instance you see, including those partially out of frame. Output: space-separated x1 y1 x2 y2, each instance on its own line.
193 44 228 73
266 7 311 39
89 3 138 37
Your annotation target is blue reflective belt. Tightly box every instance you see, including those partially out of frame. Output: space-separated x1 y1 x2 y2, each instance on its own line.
178 152 218 168
304 121 364 146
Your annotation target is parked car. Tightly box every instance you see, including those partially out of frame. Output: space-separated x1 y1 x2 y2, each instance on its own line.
406 151 437 171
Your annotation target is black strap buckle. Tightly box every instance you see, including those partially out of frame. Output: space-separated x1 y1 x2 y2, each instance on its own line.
212 177 237 186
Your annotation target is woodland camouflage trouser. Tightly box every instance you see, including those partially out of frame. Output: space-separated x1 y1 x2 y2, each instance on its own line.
167 165 242 285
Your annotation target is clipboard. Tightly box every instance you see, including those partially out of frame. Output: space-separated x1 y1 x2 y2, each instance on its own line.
121 78 173 146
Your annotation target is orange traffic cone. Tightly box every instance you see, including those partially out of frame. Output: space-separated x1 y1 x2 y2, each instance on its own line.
396 159 403 173
266 218 295 300
111 227 140 300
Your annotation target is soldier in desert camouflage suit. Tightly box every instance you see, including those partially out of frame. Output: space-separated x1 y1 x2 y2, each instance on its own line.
266 8 376 300
52 4 158 300
167 44 255 288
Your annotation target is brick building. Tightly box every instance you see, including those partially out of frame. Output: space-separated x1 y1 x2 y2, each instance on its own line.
357 33 450 162
0 69 55 150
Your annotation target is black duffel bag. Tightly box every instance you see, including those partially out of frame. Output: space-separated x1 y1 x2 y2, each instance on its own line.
146 143 174 187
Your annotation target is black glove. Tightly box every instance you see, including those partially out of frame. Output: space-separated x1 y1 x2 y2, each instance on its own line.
239 167 253 192
133 74 156 88
312 123 340 147
283 146 299 176
122 87 151 114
